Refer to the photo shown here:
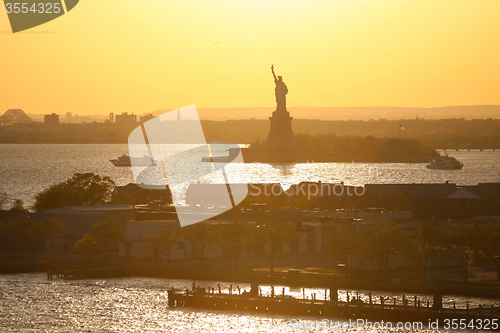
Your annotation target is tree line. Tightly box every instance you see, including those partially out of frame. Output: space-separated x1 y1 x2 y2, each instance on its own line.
1 118 499 147
323 222 500 283
141 219 298 273
0 172 133 262
2 172 499 281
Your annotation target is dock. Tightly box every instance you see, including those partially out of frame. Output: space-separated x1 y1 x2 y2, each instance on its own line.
167 284 500 323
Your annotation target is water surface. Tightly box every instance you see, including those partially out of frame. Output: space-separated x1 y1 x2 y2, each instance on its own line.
0 273 490 332
0 144 498 206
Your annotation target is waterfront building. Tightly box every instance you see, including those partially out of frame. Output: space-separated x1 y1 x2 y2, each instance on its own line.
44 113 59 126
115 112 137 125
114 183 172 206
139 113 154 123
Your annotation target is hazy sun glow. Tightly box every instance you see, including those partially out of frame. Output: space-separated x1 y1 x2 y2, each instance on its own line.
1 0 500 116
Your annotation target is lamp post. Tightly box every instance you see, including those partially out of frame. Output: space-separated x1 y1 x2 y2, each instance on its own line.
192 260 197 291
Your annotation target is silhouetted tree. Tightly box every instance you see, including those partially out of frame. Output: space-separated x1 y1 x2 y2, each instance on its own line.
253 220 297 273
145 225 182 266
323 225 358 264
407 221 444 279
358 224 407 273
0 216 34 256
0 216 66 258
74 233 98 262
222 222 253 268
442 227 484 283
10 199 25 212
110 191 136 205
33 217 65 238
183 222 222 267
91 217 125 260
475 224 500 279
33 173 115 212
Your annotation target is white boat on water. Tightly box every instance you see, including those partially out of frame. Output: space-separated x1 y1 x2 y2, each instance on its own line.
110 154 156 167
426 153 463 170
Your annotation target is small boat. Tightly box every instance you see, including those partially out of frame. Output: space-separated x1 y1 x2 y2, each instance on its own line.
426 153 463 170
110 154 156 167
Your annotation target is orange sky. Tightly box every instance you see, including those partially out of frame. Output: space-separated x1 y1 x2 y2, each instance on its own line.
1 0 500 117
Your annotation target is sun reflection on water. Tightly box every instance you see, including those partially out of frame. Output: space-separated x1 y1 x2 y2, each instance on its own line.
1 273 498 332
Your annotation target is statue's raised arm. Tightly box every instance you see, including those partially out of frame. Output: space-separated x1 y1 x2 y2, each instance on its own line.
271 65 277 82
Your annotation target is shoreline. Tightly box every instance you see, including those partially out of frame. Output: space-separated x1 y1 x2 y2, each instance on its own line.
3 261 500 300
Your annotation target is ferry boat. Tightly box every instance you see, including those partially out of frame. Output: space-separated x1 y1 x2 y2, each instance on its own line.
426 153 463 170
110 154 156 167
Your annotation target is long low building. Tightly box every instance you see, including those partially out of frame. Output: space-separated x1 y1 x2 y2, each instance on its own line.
118 219 320 261
186 182 500 220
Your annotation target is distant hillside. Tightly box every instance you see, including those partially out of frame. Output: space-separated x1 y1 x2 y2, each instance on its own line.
201 118 500 147
27 114 109 123
1 117 499 148
194 105 500 121
21 105 500 122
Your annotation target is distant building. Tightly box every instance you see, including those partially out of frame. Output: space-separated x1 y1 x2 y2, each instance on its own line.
109 112 114 123
44 113 59 126
115 112 137 125
114 183 172 205
119 220 187 259
0 109 32 125
65 112 72 121
140 113 154 123
68 114 92 124
118 219 313 260
464 183 500 216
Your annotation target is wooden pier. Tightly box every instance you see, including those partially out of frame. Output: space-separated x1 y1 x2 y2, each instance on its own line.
167 285 500 324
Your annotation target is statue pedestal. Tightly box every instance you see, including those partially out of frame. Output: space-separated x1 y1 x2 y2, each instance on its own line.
240 107 316 163
263 110 295 148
